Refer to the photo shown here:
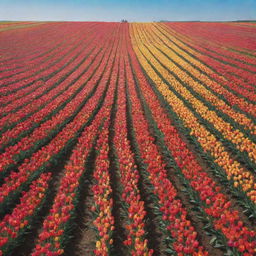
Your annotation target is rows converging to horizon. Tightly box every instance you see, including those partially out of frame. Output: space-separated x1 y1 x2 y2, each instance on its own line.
0 21 255 256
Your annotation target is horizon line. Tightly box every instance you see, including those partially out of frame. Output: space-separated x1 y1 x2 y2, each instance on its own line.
1 19 256 22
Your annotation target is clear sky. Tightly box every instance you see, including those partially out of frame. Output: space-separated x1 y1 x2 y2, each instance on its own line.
0 0 255 22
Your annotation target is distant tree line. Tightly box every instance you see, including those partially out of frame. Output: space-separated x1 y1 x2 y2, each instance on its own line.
121 19 128 23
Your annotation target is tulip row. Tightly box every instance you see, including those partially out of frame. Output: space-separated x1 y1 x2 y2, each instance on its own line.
163 24 256 95
0 22 46 35
130 24 256 204
128 33 256 255
0 26 114 151
0 24 86 87
165 22 256 70
194 49 256 94
31 122 101 256
132 23 256 165
0 172 52 256
89 26 149 256
158 23 256 87
0 41 59 80
0 24 96 100
1 46 79 98
0 23 65 71
112 55 151 255
0 21 255 255
131 25 256 198
144 23 256 133
172 22 256 52
193 40 256 75
200 22 256 64
0 27 117 177
0 31 118 216
125 45 207 255
0 21 33 29
31 32 120 255
1 80 44 108
0 25 95 109
0 33 100 131
91 121 115 256
0 23 92 80
132 35 256 189
0 21 33 27
134 25 256 175
0 23 91 80
152 23 256 117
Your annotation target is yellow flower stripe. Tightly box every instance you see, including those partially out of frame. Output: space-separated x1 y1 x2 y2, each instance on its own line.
155 23 256 117
130 23 256 203
147 23 255 134
132 23 256 164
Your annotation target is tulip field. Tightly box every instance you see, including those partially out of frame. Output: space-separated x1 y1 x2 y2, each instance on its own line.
0 21 256 256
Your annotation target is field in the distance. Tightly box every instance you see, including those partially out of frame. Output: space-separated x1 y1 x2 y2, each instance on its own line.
0 21 255 256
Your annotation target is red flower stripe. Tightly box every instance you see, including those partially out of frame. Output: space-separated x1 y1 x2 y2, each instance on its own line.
128 33 256 255
0 24 86 84
32 29 120 255
0 23 57 68
163 24 256 94
0 23 90 80
153 24 256 117
0 25 118 173
0 25 115 149
0 24 95 108
92 121 114 256
0 172 52 255
0 25 119 205
0 28 102 126
0 23 83 73
125 38 207 255
144 24 256 130
113 53 151 254
0 24 97 98
165 22 256 65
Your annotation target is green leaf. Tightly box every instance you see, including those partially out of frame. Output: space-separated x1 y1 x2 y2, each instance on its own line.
165 248 175 254
210 236 217 245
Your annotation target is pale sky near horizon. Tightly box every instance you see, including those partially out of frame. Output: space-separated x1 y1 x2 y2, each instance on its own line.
0 0 255 22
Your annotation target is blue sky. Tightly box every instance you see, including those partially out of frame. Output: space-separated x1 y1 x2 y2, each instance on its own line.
0 0 255 22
